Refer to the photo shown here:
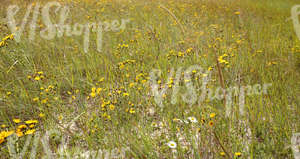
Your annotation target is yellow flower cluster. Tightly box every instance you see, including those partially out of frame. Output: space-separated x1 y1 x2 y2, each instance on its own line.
118 59 136 69
0 130 14 144
0 34 14 48
218 53 229 66
88 87 103 98
117 43 129 49
28 71 45 81
0 118 39 144
32 84 56 106
167 48 194 59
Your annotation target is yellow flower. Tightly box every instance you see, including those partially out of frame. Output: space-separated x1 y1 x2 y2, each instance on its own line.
234 152 241 157
208 121 214 127
90 92 96 98
97 88 102 94
109 104 115 110
33 97 39 102
129 83 135 88
41 98 48 104
6 92 12 96
39 113 45 118
129 108 135 114
0 137 4 144
25 129 36 135
58 115 63 121
1 124 6 128
119 64 125 69
34 76 40 81
210 113 216 118
0 41 5 47
234 11 240 15
29 124 35 128
99 77 104 82
13 119 21 123
9 34 14 40
16 130 24 137
220 152 225 156
0 130 14 138
25 120 38 124
18 125 27 129
48 85 54 89
123 93 129 97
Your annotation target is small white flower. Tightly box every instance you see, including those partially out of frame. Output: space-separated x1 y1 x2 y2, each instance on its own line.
167 141 177 149
187 117 198 123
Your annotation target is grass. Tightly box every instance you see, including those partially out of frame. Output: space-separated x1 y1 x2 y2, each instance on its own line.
0 0 299 158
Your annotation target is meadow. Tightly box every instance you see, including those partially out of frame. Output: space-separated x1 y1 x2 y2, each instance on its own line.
0 0 299 158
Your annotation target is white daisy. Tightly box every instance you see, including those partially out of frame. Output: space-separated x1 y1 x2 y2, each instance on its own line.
187 117 198 123
167 141 177 149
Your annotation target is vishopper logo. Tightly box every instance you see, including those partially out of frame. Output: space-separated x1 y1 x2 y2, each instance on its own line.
6 125 129 159
291 5 300 40
149 65 272 116
6 2 130 53
5 113 129 159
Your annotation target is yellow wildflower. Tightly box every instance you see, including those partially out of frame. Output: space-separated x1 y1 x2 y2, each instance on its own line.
210 113 216 118
208 121 214 127
25 120 38 124
16 130 24 137
39 113 45 118
34 76 40 81
123 93 129 97
234 11 240 15
18 125 27 129
25 129 36 135
129 108 135 114
109 104 115 110
97 88 102 94
234 152 241 157
90 92 96 98
0 137 4 144
41 98 48 104
13 119 21 123
0 130 14 138
33 97 39 102
220 152 225 156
